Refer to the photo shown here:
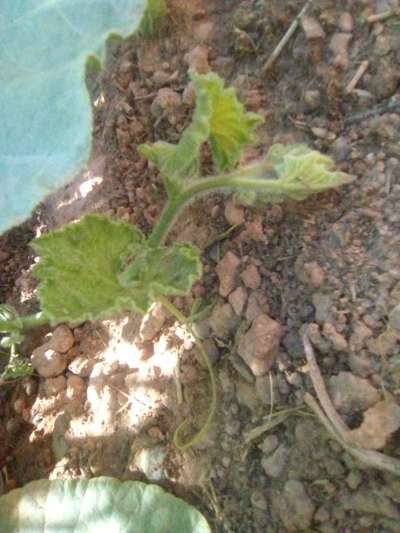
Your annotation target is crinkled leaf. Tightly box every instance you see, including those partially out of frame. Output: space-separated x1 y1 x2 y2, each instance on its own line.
238 144 353 204
139 72 262 192
0 0 147 234
31 215 147 324
0 477 211 532
265 144 353 201
193 72 263 171
120 243 202 308
138 81 212 194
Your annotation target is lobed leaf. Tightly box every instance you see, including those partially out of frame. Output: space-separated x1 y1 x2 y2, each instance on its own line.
31 215 147 324
0 477 211 532
120 243 202 308
192 72 263 172
139 72 262 192
0 0 147 234
266 144 353 201
237 144 353 205
138 80 212 194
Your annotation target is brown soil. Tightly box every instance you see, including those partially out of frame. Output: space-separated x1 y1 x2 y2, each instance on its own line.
1 1 400 531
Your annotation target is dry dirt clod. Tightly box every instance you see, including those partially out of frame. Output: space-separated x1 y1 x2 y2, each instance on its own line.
338 12 354 32
150 88 181 124
261 444 289 478
389 304 400 331
329 33 352 69
31 346 68 378
304 90 321 111
228 285 248 316
208 302 239 339
271 479 315 532
237 314 283 377
139 303 167 342
216 251 241 297
44 376 67 396
47 325 74 353
349 321 373 352
346 399 400 450
66 376 86 401
301 16 326 40
245 291 269 322
68 354 95 378
328 371 381 415
224 198 245 226
240 263 261 290
322 322 348 352
184 45 210 74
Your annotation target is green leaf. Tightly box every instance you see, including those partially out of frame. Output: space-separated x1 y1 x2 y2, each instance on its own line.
31 215 146 324
0 0 147 234
138 81 212 195
0 477 211 532
264 144 353 201
192 72 263 172
139 72 262 193
0 305 23 333
236 144 353 205
120 243 202 307
138 0 167 36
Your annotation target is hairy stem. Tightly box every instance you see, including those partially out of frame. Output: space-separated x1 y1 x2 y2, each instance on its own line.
147 163 276 247
0 312 48 333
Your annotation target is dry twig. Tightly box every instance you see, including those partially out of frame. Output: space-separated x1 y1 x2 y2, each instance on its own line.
367 9 400 23
345 60 369 94
302 326 400 476
262 0 313 73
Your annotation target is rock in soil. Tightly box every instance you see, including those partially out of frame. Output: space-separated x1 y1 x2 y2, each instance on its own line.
228 285 248 316
346 399 400 450
271 479 315 531
139 303 167 342
240 263 261 290
31 346 68 378
216 251 241 297
329 371 381 415
47 325 75 353
208 302 239 339
224 198 245 226
301 16 326 40
237 314 283 376
261 444 289 478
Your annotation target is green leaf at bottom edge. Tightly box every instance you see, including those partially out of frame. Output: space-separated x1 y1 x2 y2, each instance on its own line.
0 477 211 533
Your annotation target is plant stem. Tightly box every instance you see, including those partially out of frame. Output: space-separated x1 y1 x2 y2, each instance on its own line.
0 312 49 333
147 164 277 247
158 295 217 451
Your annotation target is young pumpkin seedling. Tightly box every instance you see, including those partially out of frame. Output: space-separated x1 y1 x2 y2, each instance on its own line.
0 72 352 447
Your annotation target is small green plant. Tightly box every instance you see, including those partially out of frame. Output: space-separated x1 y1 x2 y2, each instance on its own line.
0 72 351 336
0 71 352 444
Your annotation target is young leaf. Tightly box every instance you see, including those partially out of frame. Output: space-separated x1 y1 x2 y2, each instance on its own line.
235 144 353 205
138 83 212 194
0 477 211 532
120 243 202 306
0 0 147 234
31 215 147 324
139 72 262 193
263 144 353 202
192 72 263 172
